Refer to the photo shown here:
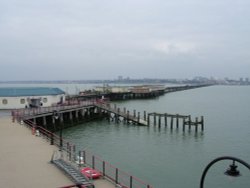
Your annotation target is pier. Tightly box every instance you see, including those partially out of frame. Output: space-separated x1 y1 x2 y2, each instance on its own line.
12 100 204 133
72 84 211 101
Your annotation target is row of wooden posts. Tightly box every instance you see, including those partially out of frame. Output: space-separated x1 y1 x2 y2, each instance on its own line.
105 104 204 132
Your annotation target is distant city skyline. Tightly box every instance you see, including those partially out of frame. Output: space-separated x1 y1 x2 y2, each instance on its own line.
1 0 250 80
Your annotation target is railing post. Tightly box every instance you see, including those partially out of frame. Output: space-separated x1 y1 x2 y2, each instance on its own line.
102 161 106 176
115 168 118 184
50 132 54 145
92 155 95 169
130 176 133 188
69 145 72 161
83 150 86 164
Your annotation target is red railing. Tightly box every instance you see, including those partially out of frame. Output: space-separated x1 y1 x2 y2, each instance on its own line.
11 100 98 118
11 106 153 188
78 150 152 188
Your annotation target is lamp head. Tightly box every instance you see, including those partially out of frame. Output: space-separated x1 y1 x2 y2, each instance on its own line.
225 161 241 177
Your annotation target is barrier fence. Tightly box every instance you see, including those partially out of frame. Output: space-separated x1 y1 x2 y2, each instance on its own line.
16 116 153 188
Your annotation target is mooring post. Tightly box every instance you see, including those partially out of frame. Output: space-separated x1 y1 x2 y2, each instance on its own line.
164 113 167 127
153 113 156 126
133 110 136 118
124 107 126 114
170 117 173 129
144 111 147 121
176 114 179 129
201 116 204 131
127 110 130 124
188 115 191 130
158 115 161 127
147 114 150 126
114 104 117 110
137 112 140 124
182 118 185 132
195 117 198 132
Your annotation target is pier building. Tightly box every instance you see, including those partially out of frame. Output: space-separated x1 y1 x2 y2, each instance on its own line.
0 87 65 109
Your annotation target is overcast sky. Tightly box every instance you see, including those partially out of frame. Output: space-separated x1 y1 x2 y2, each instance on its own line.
0 0 250 81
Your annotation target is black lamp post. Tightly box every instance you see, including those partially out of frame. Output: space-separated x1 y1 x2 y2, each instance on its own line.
200 156 250 188
53 110 62 151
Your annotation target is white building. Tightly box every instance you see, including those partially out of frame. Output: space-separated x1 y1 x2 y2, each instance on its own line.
0 87 66 109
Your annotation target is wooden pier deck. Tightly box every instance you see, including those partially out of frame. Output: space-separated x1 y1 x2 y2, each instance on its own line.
12 100 204 132
95 102 148 126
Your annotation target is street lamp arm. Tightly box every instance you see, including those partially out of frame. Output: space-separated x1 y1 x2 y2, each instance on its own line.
200 156 250 188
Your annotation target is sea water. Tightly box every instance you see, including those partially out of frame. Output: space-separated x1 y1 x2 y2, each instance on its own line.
62 85 250 188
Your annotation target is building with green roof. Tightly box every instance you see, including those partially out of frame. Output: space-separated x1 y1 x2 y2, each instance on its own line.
0 87 65 109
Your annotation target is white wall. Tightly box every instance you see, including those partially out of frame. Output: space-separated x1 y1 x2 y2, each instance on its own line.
0 94 65 109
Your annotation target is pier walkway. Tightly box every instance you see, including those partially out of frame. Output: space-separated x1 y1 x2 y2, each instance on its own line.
0 114 73 188
0 112 117 188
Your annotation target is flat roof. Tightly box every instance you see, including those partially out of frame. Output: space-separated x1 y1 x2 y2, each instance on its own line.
0 87 65 97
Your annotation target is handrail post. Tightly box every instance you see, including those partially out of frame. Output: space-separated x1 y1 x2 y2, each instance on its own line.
92 155 95 169
130 176 133 188
102 161 106 176
50 132 54 145
115 168 118 184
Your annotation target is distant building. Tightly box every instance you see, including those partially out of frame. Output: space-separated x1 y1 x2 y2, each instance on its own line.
0 87 65 109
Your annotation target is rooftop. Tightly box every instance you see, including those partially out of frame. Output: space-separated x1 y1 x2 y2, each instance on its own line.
0 87 65 97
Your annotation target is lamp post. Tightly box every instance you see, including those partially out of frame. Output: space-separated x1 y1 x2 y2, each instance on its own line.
53 110 62 151
200 156 250 188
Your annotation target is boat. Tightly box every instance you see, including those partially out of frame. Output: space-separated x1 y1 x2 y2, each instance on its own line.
81 167 102 179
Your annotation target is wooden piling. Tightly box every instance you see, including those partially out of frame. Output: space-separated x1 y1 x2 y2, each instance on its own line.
188 115 191 130
170 117 173 129
164 114 167 127
153 113 156 126
144 111 147 121
195 117 198 132
127 111 130 124
201 116 204 131
158 115 161 127
137 112 140 124
176 114 179 129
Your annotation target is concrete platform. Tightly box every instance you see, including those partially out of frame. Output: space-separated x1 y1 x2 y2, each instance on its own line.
0 112 116 188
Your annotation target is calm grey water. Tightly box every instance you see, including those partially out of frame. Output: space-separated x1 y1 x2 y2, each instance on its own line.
62 85 250 188
1 84 250 187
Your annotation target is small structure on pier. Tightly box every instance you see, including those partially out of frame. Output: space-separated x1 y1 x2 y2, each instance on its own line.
0 87 65 109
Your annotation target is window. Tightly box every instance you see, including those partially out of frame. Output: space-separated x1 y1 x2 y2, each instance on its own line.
2 99 8 105
20 99 25 104
43 98 48 103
